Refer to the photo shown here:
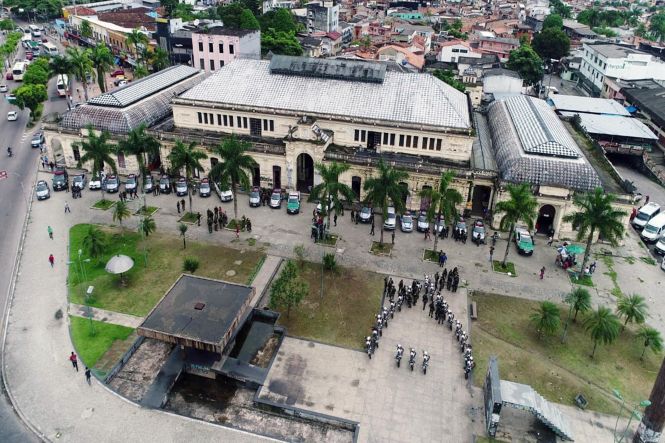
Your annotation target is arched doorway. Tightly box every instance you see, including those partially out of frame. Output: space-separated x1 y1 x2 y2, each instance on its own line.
252 165 260 188
351 176 361 201
536 205 556 234
471 185 492 216
296 153 314 193
273 165 281 189
420 185 432 212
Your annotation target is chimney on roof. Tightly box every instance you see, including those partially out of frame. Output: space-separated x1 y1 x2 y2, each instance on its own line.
194 302 205 310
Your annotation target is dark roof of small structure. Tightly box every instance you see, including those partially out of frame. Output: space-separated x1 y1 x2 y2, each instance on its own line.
139 275 253 347
621 82 665 128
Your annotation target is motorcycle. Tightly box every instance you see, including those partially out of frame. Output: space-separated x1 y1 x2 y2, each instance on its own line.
395 345 404 368
409 348 417 372
491 232 499 246
422 351 430 375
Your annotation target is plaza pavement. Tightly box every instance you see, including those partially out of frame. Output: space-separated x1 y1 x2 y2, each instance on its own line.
3 167 659 441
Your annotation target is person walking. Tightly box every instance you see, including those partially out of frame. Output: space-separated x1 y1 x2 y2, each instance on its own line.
489 246 494 262
235 225 240 239
539 266 546 280
47 226 53 239
333 213 337 226
64 202 71 213
48 254 55 267
391 230 395 245
197 212 201 226
49 161 54 171
370 220 375 236
177 201 181 214
84 367 91 385
441 252 447 267
69 352 78 371
350 209 354 222
181 199 186 212
547 236 554 247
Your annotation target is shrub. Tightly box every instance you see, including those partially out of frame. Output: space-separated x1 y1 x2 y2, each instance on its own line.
323 252 337 271
183 257 200 273
294 244 306 266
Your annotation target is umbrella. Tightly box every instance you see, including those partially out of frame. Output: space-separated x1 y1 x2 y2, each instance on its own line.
105 254 134 284
566 244 585 255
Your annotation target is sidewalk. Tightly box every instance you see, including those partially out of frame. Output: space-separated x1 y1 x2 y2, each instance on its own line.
68 304 143 328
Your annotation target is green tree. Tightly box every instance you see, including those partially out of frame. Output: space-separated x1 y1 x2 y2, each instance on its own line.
80 20 93 39
138 215 156 237
49 55 72 103
584 306 621 358
493 183 538 267
209 135 257 222
0 18 15 30
240 0 261 16
134 64 149 79
82 225 107 259
432 69 466 92
113 201 130 226
542 14 563 30
363 159 409 245
240 9 260 30
616 294 647 330
593 27 618 38
566 287 592 322
66 46 94 101
74 126 117 200
168 140 206 212
530 301 561 339
178 222 188 249
550 0 572 18
160 0 178 17
309 162 356 229
532 28 570 61
88 43 114 93
126 29 149 59
636 327 663 360
117 123 161 181
419 171 463 254
562 188 626 278
635 23 649 39
13 84 47 120
577 9 601 27
218 3 247 29
269 260 309 319
150 47 170 72
650 12 665 41
506 44 543 86
23 62 50 85
260 8 301 33
261 30 303 56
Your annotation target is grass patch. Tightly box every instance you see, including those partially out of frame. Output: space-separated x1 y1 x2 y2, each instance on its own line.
569 272 594 287
470 292 661 415
370 241 392 256
640 256 657 266
69 316 134 369
492 260 516 276
135 206 158 216
275 262 384 349
624 256 636 265
68 224 264 316
247 238 256 246
178 211 198 224
318 234 339 247
423 249 439 263
246 255 266 286
92 200 115 210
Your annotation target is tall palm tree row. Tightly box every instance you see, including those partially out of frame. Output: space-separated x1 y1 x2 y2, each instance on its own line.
363 159 409 245
73 126 117 200
117 123 161 184
309 162 355 229
636 327 663 361
65 46 95 101
562 187 626 275
584 306 621 358
616 293 647 330
150 47 170 72
209 135 257 222
168 140 206 212
419 171 463 253
493 183 538 266
89 42 114 93
530 301 560 339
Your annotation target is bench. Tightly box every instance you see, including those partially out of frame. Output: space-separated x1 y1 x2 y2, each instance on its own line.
470 302 478 320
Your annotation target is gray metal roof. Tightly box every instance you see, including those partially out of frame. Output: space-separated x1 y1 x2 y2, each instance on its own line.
549 94 630 116
88 65 200 108
487 95 601 191
269 55 386 83
560 112 657 140
587 43 646 59
177 58 471 130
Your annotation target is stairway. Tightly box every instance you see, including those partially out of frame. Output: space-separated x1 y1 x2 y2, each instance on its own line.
500 380 575 441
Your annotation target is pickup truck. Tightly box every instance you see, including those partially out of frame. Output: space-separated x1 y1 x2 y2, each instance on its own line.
287 191 301 214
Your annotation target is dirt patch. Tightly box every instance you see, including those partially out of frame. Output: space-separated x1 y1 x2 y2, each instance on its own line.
250 335 279 368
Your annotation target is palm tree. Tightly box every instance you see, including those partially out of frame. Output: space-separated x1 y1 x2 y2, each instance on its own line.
562 188 626 276
89 42 114 93
209 135 257 222
49 55 72 107
113 201 130 226
74 126 117 200
79 20 92 39
530 301 560 339
138 215 156 237
494 183 538 267
133 64 149 79
168 140 206 212
117 124 161 183
616 293 647 330
419 171 463 253
126 29 149 60
584 306 621 358
178 223 188 249
566 287 592 322
636 327 663 360
150 47 169 72
363 159 409 245
309 162 355 229
66 46 95 101
82 225 107 259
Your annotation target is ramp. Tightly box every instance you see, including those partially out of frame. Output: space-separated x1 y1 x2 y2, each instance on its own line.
140 347 184 409
500 380 575 441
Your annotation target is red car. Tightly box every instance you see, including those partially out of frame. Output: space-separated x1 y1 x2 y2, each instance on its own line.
110 69 125 77
5 71 12 80
25 51 33 60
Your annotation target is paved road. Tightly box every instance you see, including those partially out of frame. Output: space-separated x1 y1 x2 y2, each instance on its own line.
0 29 69 442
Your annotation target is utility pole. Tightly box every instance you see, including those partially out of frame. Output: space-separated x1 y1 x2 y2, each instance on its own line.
633 357 665 443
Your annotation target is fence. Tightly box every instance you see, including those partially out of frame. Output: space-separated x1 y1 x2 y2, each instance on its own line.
103 335 145 384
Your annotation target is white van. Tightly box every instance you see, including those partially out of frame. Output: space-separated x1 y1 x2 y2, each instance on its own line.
632 202 661 230
655 236 665 255
640 212 665 243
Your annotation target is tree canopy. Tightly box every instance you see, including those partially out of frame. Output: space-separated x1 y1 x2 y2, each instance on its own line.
262 30 303 56
542 14 563 30
650 12 665 41
260 8 301 33
14 84 48 119
549 0 572 18
269 260 309 319
507 44 544 86
532 28 570 61
432 69 466 92
240 9 260 30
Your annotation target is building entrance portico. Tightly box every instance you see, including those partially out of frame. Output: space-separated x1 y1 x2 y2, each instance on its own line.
536 204 556 234
296 153 314 193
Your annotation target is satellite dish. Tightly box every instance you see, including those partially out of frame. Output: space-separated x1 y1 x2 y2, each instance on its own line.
193 19 199 26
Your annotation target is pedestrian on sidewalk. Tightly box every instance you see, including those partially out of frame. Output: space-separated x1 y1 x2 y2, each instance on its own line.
177 201 180 213
370 220 375 236
84 367 91 385
181 199 186 212
547 236 554 247
333 213 337 226
350 209 354 222
197 212 201 226
235 225 240 239
489 246 494 262
49 161 54 171
64 202 71 213
48 226 53 239
391 230 395 245
69 352 78 371
48 254 55 267
539 266 545 280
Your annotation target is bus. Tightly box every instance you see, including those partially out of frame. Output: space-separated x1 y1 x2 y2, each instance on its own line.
12 62 27 81
56 75 69 97
41 42 58 57
29 24 42 39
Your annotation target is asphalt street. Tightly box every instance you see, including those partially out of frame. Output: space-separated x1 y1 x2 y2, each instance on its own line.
0 27 69 442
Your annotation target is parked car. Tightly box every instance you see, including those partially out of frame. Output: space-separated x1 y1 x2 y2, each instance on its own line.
175 177 188 196
433 218 445 235
218 184 233 202
113 76 126 86
249 187 261 207
35 180 50 200
359 206 372 223
198 178 211 197
0 84 7 93
159 175 171 194
455 217 468 237
661 257 665 272
31 132 44 148
472 219 486 244
383 206 396 230
89 175 102 190
104 175 119 193
270 189 282 209
5 71 13 80
514 226 534 256
72 173 86 190
110 69 125 77
7 111 17 121
143 175 154 193
124 174 137 193
287 191 301 214
655 236 665 256
6 94 16 103
416 212 430 232
52 170 68 191
400 212 414 232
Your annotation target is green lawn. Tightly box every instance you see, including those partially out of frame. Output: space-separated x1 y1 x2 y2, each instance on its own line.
423 249 438 262
68 224 265 316
135 206 159 216
492 260 516 276
178 211 198 223
92 200 115 210
470 292 661 415
69 316 134 369
275 262 384 349
569 272 594 287
370 241 392 256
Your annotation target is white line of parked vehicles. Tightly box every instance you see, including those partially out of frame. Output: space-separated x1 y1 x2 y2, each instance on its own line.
630 201 665 271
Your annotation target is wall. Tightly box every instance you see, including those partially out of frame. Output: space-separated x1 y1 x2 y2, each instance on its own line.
191 31 261 73
483 75 523 95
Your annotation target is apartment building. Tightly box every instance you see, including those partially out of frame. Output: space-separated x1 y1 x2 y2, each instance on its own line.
191 27 261 73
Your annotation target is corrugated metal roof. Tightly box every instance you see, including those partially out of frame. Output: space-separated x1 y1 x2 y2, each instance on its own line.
560 112 657 139
549 95 630 116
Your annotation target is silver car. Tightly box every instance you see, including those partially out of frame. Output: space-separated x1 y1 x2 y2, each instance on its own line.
104 175 119 193
383 207 396 230
359 206 372 223
175 178 188 196
35 180 50 200
125 174 137 193
89 175 101 190
400 213 414 232
417 212 430 232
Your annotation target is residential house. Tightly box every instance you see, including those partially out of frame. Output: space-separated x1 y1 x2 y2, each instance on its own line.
376 45 425 71
438 40 481 63
307 1 340 33
191 27 261 73
476 36 519 62
300 36 324 58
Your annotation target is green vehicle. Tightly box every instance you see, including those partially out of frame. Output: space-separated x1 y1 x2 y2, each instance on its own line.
287 191 301 214
514 226 534 256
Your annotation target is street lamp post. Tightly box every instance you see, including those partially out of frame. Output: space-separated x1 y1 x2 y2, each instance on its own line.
612 389 651 443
